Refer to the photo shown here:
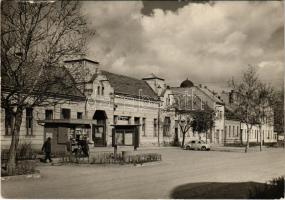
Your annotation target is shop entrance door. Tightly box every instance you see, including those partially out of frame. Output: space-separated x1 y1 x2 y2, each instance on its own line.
92 125 106 147
93 110 107 147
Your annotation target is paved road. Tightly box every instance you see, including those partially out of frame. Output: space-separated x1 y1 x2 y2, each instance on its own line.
2 148 285 199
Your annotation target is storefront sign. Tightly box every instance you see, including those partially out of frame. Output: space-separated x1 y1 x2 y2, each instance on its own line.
118 116 129 121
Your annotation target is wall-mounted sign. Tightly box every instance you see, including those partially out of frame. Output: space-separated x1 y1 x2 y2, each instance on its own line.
88 98 95 105
118 116 129 121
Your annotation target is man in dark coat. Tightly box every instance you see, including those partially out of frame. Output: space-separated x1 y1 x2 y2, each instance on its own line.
42 137 52 162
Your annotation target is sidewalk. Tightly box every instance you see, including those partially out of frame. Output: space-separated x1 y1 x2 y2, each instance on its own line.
211 145 284 153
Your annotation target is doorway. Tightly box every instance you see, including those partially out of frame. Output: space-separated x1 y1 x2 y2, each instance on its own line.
92 110 107 147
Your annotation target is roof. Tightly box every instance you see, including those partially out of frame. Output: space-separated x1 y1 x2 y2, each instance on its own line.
1 65 85 101
64 58 99 65
224 105 240 120
180 78 194 88
196 86 224 105
100 71 159 101
142 73 165 81
38 119 96 125
171 87 213 111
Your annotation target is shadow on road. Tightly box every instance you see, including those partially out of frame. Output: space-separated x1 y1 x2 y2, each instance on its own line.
170 181 270 199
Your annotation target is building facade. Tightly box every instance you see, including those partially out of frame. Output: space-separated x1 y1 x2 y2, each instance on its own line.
222 90 277 145
1 58 277 151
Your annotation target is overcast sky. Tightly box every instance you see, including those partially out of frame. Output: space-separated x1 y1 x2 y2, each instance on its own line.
82 1 284 91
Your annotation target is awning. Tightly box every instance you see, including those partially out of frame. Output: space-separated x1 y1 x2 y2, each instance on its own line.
110 124 141 127
38 119 97 126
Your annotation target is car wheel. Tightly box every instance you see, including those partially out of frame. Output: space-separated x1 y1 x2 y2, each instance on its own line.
201 146 206 151
186 146 191 150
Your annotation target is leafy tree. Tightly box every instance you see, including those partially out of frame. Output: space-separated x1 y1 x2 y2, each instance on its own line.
190 110 215 142
1 1 90 175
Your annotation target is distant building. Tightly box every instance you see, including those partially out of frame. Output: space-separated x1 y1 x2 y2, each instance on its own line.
170 79 225 144
221 90 277 145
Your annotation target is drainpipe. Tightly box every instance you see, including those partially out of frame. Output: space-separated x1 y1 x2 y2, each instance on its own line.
158 101 160 147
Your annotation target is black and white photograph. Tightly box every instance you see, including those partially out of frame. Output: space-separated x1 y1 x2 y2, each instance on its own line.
1 0 284 199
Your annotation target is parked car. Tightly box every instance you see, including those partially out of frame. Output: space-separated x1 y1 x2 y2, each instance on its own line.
185 140 210 151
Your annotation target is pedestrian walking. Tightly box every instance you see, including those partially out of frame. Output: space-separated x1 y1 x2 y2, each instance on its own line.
42 137 52 163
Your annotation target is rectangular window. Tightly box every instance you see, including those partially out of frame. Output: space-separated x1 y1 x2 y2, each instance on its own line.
26 108 33 135
154 119 158 137
163 117 171 136
61 108 71 119
142 118 146 136
101 87 104 95
225 126 227 137
229 126 231 137
45 110 53 120
97 86 100 95
233 126 235 137
77 112 83 119
237 126 239 137
114 115 118 125
5 109 13 136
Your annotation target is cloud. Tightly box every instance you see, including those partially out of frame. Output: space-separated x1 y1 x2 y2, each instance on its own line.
82 1 284 89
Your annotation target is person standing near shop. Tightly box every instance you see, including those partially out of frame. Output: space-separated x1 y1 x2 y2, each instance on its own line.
42 137 52 163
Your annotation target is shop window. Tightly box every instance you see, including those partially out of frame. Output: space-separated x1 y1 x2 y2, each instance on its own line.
61 108 71 119
45 110 53 120
26 108 33 135
77 112 83 119
5 108 13 136
115 130 134 146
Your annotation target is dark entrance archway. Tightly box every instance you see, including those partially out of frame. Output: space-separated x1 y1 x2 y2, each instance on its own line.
92 110 107 147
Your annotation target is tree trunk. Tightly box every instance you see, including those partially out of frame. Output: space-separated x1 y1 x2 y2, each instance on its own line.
245 129 250 153
181 132 186 148
240 129 243 145
259 126 262 152
7 109 23 176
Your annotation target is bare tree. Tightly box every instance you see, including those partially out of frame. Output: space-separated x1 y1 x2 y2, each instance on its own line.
177 111 193 148
1 1 90 175
272 89 284 147
230 66 263 153
254 82 275 151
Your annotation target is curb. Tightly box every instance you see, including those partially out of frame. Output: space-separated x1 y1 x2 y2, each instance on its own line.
1 171 41 181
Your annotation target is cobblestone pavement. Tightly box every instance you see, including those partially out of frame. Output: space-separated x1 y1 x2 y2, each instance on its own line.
2 148 285 199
